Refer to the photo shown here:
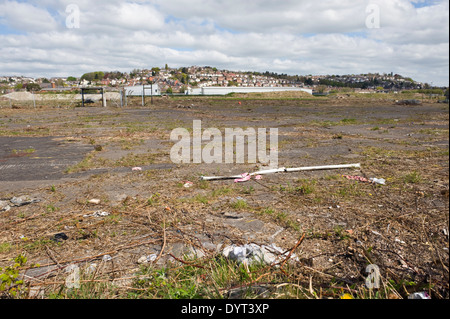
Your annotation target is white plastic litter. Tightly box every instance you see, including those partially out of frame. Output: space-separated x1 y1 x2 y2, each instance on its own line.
370 178 386 185
83 211 110 218
408 292 431 299
138 254 158 264
0 201 11 212
102 255 112 262
222 243 299 266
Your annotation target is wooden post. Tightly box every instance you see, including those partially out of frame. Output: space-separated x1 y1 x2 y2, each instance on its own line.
81 89 85 107
102 88 106 107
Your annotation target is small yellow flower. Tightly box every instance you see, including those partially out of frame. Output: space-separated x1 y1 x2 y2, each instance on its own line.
341 293 354 299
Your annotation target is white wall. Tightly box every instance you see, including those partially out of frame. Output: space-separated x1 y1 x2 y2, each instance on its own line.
193 86 313 95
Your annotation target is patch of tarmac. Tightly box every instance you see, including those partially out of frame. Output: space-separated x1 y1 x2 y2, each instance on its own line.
0 136 175 193
0 136 93 183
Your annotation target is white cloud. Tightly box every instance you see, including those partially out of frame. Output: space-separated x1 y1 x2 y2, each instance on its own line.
0 0 448 85
0 0 58 32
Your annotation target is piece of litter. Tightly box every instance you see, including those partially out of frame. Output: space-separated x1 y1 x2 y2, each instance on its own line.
222 243 299 266
0 201 11 212
234 173 251 183
370 178 386 185
343 175 386 185
86 263 97 275
9 196 41 207
132 167 142 171
408 292 431 299
371 230 382 236
84 211 110 218
183 181 194 188
138 254 158 264
343 175 370 183
52 233 69 242
254 175 263 180
88 199 101 205
102 255 112 262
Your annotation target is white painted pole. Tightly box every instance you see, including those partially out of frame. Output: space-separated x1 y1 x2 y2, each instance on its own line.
201 163 361 181
284 163 361 172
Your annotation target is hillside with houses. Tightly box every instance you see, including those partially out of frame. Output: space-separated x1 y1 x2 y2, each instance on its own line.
0 66 445 95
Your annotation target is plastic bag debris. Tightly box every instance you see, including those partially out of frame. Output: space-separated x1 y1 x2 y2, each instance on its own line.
343 175 386 185
408 292 431 299
0 200 11 212
132 167 142 172
222 243 299 266
1 196 41 210
234 173 251 183
83 211 110 218
10 196 41 207
234 173 263 183
102 255 112 262
370 178 386 185
138 254 158 264
88 199 101 205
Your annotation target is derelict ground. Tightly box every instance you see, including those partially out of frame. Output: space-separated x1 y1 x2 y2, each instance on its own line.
0 93 448 299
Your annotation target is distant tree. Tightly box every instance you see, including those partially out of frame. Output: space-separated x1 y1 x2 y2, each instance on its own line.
304 78 314 86
165 64 169 70
26 83 41 92
14 83 23 90
151 67 161 76
166 87 173 94
81 72 105 82
42 78 51 83
130 69 141 78
67 76 77 82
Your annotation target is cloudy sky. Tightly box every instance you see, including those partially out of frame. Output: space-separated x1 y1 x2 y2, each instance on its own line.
0 0 448 86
